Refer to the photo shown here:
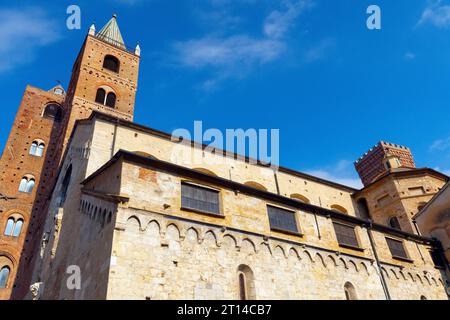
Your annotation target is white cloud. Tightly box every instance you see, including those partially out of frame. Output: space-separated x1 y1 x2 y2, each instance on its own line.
305 160 363 189
418 1 450 28
0 7 60 73
264 0 312 39
174 36 284 69
404 52 416 60
172 0 312 89
305 38 335 62
430 136 450 151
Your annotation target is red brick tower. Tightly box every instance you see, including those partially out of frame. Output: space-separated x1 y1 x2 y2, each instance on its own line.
0 15 140 300
354 141 416 186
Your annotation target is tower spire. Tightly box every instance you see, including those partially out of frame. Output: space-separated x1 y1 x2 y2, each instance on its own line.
96 14 126 49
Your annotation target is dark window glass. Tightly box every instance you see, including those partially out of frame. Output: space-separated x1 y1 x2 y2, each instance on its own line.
389 217 401 230
95 88 106 104
239 273 246 300
429 249 446 268
333 222 359 248
43 104 62 122
267 205 298 233
181 183 220 215
386 238 408 259
105 92 116 108
103 55 120 73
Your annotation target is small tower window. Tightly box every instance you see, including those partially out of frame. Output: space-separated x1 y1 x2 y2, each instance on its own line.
95 88 106 104
0 266 10 289
95 88 117 108
19 175 35 193
105 92 116 108
43 104 63 122
103 55 120 73
29 140 45 157
4 217 23 237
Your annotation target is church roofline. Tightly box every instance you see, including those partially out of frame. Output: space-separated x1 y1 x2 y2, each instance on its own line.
73 111 358 192
81 148 438 246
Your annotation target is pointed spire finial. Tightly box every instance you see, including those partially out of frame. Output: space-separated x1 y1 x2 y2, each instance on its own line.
89 23 96 36
135 43 141 56
113 13 117 19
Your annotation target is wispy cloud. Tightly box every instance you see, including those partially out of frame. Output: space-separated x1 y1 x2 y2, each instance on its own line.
0 7 60 73
429 136 450 151
418 0 450 28
434 167 450 176
172 0 313 89
305 160 363 189
404 52 416 60
264 0 313 39
304 38 336 62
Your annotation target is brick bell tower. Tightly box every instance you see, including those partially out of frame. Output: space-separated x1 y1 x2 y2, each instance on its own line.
0 15 141 300
62 14 141 147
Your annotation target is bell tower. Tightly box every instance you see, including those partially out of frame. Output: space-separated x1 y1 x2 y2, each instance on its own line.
62 14 141 145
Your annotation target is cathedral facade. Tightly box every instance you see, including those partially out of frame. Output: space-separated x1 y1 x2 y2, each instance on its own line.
0 16 448 300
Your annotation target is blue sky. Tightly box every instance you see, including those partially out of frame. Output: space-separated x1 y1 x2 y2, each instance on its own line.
1 0 450 188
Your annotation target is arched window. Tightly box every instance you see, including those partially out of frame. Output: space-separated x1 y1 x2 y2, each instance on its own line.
0 266 10 289
344 282 358 300
29 140 45 157
19 176 35 193
12 219 23 237
103 55 120 73
331 204 348 214
290 194 310 204
237 265 256 300
105 92 116 108
95 88 117 108
30 142 38 156
420 295 427 300
244 181 267 191
4 218 14 236
95 88 106 104
4 217 24 237
43 104 62 122
389 216 401 230
58 165 72 207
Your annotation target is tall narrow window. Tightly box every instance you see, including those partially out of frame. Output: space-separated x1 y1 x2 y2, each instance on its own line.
103 55 120 73
58 165 72 207
25 179 35 193
344 282 358 300
105 92 116 108
4 218 14 236
181 183 220 215
29 142 38 156
18 178 28 192
12 219 23 237
95 88 106 104
36 143 45 157
267 205 299 234
239 273 247 300
237 265 255 300
0 266 10 289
